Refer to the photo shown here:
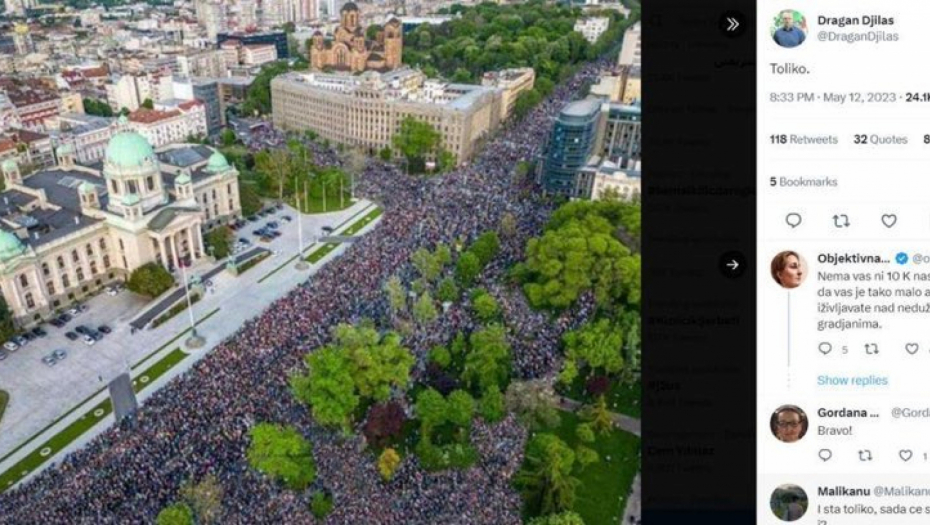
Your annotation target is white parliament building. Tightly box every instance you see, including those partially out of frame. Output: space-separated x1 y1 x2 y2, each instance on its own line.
0 129 241 325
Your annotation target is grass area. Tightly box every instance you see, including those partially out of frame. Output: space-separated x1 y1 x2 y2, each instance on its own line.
237 251 271 274
306 243 338 264
151 293 202 329
0 390 7 427
557 376 641 419
342 208 383 236
0 348 190 491
288 189 353 214
523 410 640 525
132 349 187 393
133 307 220 371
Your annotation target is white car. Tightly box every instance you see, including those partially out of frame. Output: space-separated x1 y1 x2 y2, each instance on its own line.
67 306 80 316
82 334 95 346
3 341 18 352
105 286 119 296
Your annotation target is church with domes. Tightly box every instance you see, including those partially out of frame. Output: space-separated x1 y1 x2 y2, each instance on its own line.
309 3 403 73
0 131 241 324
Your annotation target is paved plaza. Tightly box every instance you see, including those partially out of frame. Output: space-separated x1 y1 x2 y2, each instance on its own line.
0 199 375 459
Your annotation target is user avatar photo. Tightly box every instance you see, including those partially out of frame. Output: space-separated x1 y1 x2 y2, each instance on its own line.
772 9 808 48
770 250 806 289
770 484 809 522
770 404 808 443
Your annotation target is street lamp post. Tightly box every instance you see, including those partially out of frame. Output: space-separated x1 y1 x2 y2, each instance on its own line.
180 262 205 348
295 180 308 270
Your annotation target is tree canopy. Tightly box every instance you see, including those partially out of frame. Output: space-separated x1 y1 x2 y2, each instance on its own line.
517 433 581 516
246 423 317 490
391 116 443 174
127 263 174 298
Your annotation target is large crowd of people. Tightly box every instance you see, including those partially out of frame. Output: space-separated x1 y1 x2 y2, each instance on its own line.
0 55 619 524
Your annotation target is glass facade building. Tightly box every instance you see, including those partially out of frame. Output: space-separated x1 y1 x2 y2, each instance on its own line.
541 98 602 196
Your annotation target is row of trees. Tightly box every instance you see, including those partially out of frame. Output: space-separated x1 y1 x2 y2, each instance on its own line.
391 116 456 175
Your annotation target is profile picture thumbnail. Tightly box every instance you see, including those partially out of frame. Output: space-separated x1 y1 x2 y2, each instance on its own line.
772 9 807 48
770 250 806 289
769 404 808 443
770 484 809 521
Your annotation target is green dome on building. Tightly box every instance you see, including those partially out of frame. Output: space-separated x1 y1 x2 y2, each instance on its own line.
78 181 95 194
175 171 191 185
0 230 25 262
1 158 16 171
105 132 156 169
121 193 141 206
205 151 230 173
57 144 73 155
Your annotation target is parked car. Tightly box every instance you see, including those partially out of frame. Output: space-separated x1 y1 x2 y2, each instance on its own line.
67 306 80 316
252 229 266 237
89 330 104 341
82 334 95 346
31 326 47 337
12 335 27 346
238 237 250 245
98 325 112 334
3 341 18 352
49 318 65 328
105 286 119 296
0 350 8 361
266 221 279 230
58 313 72 322
78 304 89 313
275 202 284 210
42 354 57 366
246 215 258 222
75 325 91 335
64 332 79 341
21 332 35 342
322 226 334 234
281 215 292 222
52 349 66 360
270 230 282 238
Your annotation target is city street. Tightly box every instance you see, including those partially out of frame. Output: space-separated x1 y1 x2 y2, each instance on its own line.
0 199 374 457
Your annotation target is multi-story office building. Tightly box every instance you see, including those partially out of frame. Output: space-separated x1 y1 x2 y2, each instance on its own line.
241 44 278 66
55 113 121 165
127 100 209 147
176 49 228 78
481 67 535 121
574 157 641 200
573 16 609 44
539 98 602 196
0 133 241 325
271 67 502 163
105 72 175 113
618 21 641 67
217 31 289 60
597 102 641 163
173 77 225 134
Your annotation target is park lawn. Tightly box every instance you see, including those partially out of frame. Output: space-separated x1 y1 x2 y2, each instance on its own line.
558 376 642 419
525 410 640 525
343 208 383 236
132 349 187 394
288 189 353 214
0 390 7 427
306 243 338 263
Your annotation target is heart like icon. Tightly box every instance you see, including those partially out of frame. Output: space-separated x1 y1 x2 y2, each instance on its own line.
906 343 919 355
900 449 913 462
882 214 898 228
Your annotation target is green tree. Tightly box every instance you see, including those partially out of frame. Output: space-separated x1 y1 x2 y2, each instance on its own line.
413 292 438 325
383 275 408 316
438 149 456 172
141 98 154 110
309 492 334 519
563 318 624 377
470 231 500 266
378 447 402 481
575 444 599 469
337 325 414 402
0 299 16 342
470 289 499 323
463 324 511 392
391 116 442 174
127 262 174 298
246 423 317 490
505 379 561 430
516 433 581 515
583 395 614 435
435 243 452 267
454 251 481 287
156 503 194 525
205 227 231 259
436 277 459 303
575 423 595 444
415 388 447 433
411 247 441 283
446 389 476 428
178 474 223 524
428 345 451 368
290 347 359 432
513 89 542 119
527 511 586 525
366 24 383 41
499 212 517 238
378 146 392 161
254 147 293 201
478 385 505 423
83 98 114 117
220 128 238 146
518 214 638 310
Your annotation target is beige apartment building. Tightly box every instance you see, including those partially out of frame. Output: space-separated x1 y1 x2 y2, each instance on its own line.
481 67 535 121
271 67 502 164
0 131 241 325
